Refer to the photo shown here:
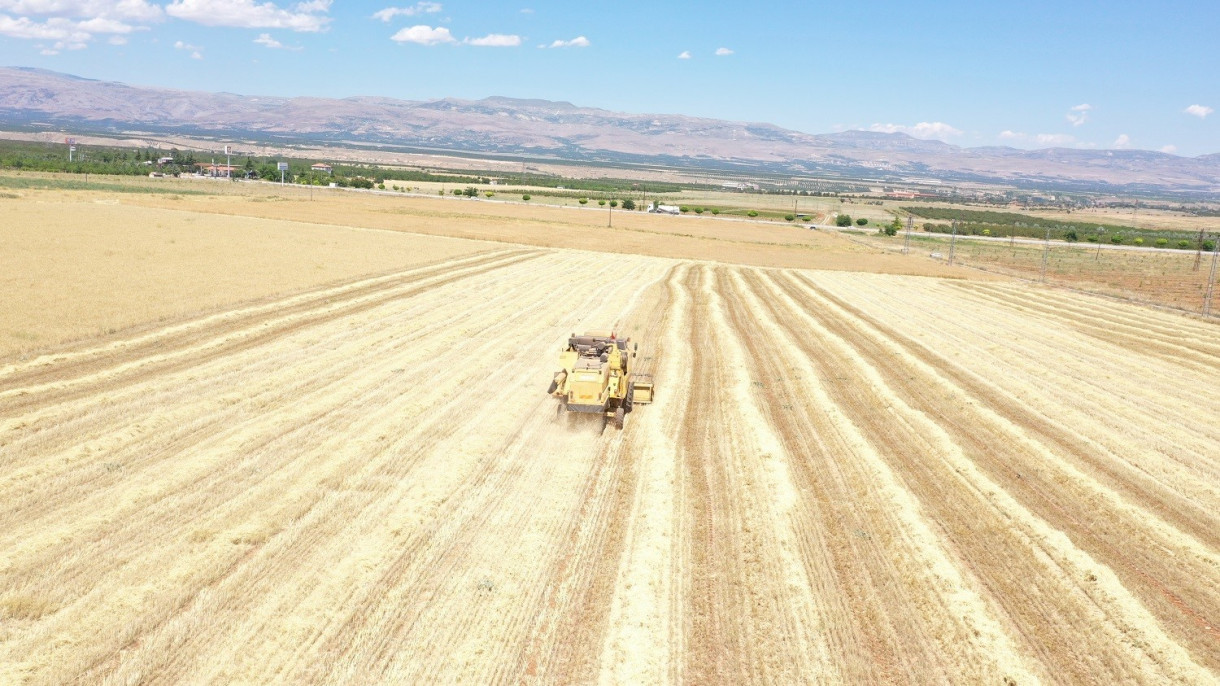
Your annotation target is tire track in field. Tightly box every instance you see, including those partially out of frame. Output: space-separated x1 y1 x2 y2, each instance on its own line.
764 269 1214 682
2 254 602 685
795 274 1220 554
258 262 666 684
783 272 1220 676
0 250 541 415
949 282 1220 369
508 265 676 682
596 264 694 685
36 254 657 685
674 266 832 683
0 252 546 538
723 268 1035 683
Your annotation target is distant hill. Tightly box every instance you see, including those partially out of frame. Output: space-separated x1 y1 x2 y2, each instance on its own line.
2 66 1218 193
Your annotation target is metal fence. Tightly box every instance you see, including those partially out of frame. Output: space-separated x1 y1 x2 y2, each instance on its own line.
853 225 1220 318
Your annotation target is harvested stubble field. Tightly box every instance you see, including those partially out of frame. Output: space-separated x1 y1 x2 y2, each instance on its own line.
2 183 1219 684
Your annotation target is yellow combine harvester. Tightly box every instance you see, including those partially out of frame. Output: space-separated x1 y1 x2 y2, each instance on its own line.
546 332 654 430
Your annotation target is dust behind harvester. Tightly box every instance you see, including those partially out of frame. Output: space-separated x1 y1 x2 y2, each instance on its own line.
547 332 654 430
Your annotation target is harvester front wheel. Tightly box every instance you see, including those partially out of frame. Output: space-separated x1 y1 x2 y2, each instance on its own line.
614 407 625 430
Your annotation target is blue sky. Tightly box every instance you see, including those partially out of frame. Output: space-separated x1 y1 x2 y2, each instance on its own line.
1 0 1217 155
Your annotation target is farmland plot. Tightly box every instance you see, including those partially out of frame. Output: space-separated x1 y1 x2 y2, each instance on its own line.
1 249 1218 684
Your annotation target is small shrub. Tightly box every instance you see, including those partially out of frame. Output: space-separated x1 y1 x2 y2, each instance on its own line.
1155 238 1168 248
835 214 852 227
1177 240 1191 249
377 183 385 190
1133 237 1144 246
711 208 720 215
452 188 462 195
981 228 991 237
1063 230 1078 242
883 225 898 236
1204 240 1217 251
609 200 618 208
1086 234 1098 242
578 198 588 205
856 217 868 226
747 210 758 217
484 191 494 198
680 206 690 213
522 194 530 201
784 214 795 221
695 207 704 214
597 199 606 206
1110 234 1123 244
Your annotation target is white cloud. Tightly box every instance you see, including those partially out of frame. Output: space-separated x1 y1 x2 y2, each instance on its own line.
1112 133 1131 148
1185 104 1213 119
253 31 299 49
1036 133 1075 145
869 121 963 141
108 33 125 44
0 4 146 49
1066 103 1091 127
1160 144 1177 154
999 130 1077 146
165 0 331 32
39 47 57 54
0 0 162 21
390 23 453 45
372 2 440 21
465 32 519 46
173 38 201 57
543 35 588 48
677 50 690 59
519 7 532 12
714 47 732 55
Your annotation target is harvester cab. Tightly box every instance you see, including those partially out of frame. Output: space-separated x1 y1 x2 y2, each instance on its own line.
547 331 654 430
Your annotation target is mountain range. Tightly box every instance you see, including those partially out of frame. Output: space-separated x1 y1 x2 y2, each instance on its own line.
2 67 1218 194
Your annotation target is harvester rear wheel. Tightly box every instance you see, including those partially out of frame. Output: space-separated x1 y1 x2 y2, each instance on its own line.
614 407 625 430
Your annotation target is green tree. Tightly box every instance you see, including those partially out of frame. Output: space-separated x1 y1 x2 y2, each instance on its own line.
609 199 618 208
784 214 795 221
621 198 635 210
463 186 479 197
598 199 606 206
579 198 588 205
711 208 720 215
1064 230 1079 242
835 214 852 227
680 206 690 213
695 207 705 214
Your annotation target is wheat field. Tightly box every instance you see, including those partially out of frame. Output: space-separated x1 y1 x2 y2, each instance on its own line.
1 185 1218 684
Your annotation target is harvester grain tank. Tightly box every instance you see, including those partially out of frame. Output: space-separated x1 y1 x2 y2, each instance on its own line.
547 332 653 429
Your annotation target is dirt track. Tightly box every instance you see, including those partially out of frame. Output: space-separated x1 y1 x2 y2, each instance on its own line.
2 249 1218 684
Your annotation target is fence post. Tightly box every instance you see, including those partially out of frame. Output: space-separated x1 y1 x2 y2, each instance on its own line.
948 220 958 266
1204 233 1219 317
903 215 912 255
1040 226 1051 282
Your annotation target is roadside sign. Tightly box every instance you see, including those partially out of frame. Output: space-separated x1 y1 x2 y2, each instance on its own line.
277 162 289 171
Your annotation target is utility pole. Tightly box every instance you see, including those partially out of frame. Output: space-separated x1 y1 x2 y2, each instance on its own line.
1193 227 1206 271
608 199 613 228
948 220 959 266
1040 225 1052 282
903 215 912 255
1204 233 1219 317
